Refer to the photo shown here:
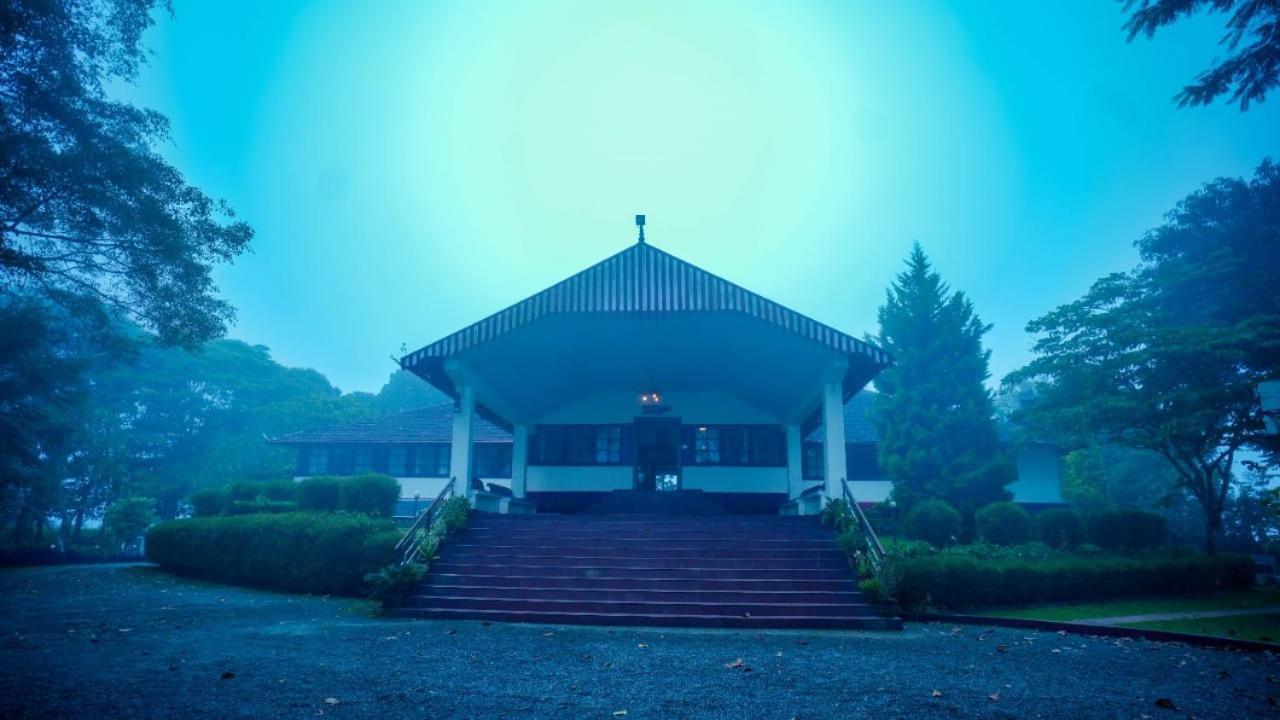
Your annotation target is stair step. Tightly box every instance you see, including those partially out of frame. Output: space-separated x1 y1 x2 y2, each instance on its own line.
416 585 866 604
436 553 847 570
391 607 903 630
445 545 844 559
406 596 876 617
426 573 857 592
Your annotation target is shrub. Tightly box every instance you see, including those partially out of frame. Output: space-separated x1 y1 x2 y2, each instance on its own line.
189 488 226 518
1037 508 1084 548
820 499 855 533
103 497 156 543
339 474 400 516
364 563 426 606
889 551 1253 611
227 479 297 503
1087 509 1167 550
437 495 471 534
297 476 342 512
905 499 961 547
975 502 1033 546
145 512 400 596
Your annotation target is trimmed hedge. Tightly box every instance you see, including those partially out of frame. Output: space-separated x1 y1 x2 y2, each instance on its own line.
888 552 1254 611
1087 509 1167 550
975 502 1033 546
146 512 400 596
905 499 961 547
1037 508 1085 548
188 474 401 518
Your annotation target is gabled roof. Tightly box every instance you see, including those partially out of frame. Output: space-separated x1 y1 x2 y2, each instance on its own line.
267 401 510 445
400 242 890 386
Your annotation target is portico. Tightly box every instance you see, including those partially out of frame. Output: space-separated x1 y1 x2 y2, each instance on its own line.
399 232 890 514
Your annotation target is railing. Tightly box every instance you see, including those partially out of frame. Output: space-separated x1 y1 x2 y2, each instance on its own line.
841 477 886 576
394 477 455 565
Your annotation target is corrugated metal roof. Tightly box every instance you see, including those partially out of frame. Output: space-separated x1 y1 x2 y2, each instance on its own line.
268 401 510 445
400 242 891 372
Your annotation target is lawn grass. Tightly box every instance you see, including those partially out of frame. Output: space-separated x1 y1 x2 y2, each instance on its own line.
977 588 1280 622
1128 613 1280 644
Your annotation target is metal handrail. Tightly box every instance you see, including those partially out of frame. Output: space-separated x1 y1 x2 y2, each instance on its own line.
394 477 455 565
841 477 886 576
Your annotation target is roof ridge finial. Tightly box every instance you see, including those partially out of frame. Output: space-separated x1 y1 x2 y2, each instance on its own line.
635 214 646 244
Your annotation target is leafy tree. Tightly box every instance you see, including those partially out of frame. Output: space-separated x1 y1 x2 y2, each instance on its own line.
103 496 155 545
1008 161 1277 552
373 369 448 413
1 0 252 348
1122 0 1280 110
869 243 1013 516
1061 443 1181 513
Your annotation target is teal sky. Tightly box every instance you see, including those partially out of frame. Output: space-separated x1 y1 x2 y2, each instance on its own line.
124 1 1279 393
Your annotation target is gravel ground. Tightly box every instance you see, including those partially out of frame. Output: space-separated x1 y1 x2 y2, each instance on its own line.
1 564 1278 719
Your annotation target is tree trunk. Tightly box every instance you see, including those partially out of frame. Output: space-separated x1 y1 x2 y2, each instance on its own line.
1203 512 1221 555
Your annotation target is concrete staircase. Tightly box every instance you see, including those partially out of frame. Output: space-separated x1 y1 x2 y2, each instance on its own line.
400 513 902 630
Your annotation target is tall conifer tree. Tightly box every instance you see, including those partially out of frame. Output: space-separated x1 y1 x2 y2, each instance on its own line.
870 244 1013 517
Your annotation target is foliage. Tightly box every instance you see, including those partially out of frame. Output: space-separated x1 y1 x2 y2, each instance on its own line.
819 499 856 533
904 498 961 547
1036 507 1085 548
1061 443 1179 514
1122 0 1280 110
103 497 155 543
364 562 426 606
296 476 342 512
889 551 1254 611
188 488 226 518
372 370 448 413
1 0 253 346
437 496 471 535
974 502 1034 546
145 512 400 596
338 474 401 517
1087 509 1168 550
869 244 1013 517
835 528 864 568
1007 161 1279 553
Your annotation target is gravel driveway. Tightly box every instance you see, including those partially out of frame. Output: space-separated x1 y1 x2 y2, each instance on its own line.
1 564 1277 719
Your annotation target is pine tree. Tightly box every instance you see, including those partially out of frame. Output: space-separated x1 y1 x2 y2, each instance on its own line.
870 243 1013 519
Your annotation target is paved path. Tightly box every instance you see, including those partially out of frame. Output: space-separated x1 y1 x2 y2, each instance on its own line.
1082 605 1280 626
2 564 1279 719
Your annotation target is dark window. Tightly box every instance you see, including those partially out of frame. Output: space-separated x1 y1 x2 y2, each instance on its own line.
686 425 785 467
387 445 410 476
296 447 311 476
410 444 450 477
531 425 631 465
475 443 513 478
802 440 824 479
329 446 353 475
352 446 374 474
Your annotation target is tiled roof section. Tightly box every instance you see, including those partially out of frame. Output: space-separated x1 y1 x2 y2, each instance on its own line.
400 242 891 372
269 401 510 445
806 389 879 444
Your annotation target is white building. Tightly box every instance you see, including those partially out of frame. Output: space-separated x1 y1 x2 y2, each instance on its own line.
272 233 1062 516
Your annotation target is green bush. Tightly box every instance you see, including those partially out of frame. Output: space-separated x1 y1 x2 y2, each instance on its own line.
819 499 855 533
104 497 156 543
905 499 961 547
975 502 1033 546
226 498 297 515
339 474 400 516
364 562 426 606
1087 509 1167 550
889 551 1253 611
189 488 226 517
1037 508 1084 548
145 512 400 596
297 476 342 512
227 479 297 503
437 495 471 534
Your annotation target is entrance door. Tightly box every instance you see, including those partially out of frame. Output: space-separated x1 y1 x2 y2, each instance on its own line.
633 417 681 491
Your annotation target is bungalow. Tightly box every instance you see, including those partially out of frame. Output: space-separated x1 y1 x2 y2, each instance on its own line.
270 221 1061 517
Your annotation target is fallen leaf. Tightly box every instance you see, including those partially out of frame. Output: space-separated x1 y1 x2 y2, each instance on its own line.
481 621 492 627
742 666 753 673
1154 698 1178 711
725 659 744 669
324 698 339 706
1051 649 1061 654
543 632 555 637
988 692 1001 702
221 671 235 680
996 644 1008 653
445 629 456 635
931 690 942 698
613 711 628 717
637 643 648 648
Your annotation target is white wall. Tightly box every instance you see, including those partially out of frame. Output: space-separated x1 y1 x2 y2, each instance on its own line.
846 479 892 504
1008 444 1064 504
682 466 787 493
537 390 779 425
526 466 634 492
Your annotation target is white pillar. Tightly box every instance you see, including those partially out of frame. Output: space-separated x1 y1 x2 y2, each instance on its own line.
785 424 804 500
511 424 529 499
822 374 847 502
451 386 474 498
